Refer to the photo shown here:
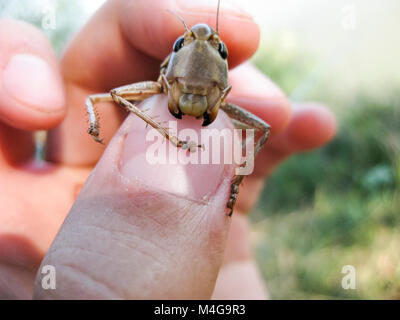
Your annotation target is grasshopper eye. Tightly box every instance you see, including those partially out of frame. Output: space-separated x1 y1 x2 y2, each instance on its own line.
218 41 228 59
173 36 185 52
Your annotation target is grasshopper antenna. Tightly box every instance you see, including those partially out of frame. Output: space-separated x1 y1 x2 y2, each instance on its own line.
216 0 221 34
167 9 190 33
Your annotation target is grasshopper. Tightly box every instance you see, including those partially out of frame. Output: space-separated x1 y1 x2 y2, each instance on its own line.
85 0 271 216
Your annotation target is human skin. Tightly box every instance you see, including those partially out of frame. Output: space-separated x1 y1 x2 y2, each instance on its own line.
0 0 336 299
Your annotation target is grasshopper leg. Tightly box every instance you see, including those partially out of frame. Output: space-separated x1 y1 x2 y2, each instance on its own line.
86 80 203 151
86 81 162 144
111 92 202 152
220 102 271 216
109 81 202 152
86 93 114 144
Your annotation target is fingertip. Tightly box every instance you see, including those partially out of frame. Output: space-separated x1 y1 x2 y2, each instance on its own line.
119 95 235 202
1 54 66 130
288 103 337 151
120 0 260 67
0 20 66 131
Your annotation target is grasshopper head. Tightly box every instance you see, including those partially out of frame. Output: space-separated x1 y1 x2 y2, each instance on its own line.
165 23 229 126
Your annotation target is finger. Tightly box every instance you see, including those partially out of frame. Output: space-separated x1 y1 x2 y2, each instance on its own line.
225 65 336 164
47 0 260 165
235 103 337 213
0 123 34 166
35 95 236 299
62 0 259 91
213 261 269 299
0 20 66 131
261 102 337 173
227 63 292 135
212 214 269 299
0 20 66 165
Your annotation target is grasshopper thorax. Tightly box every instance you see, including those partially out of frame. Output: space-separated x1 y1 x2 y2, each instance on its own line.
165 23 229 126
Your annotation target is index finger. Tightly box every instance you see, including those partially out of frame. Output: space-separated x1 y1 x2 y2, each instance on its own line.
47 0 260 165
62 0 259 91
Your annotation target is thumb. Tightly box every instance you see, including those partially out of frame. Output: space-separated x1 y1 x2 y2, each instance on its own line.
33 95 235 299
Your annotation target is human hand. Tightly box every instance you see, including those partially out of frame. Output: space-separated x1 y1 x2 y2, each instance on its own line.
0 0 336 299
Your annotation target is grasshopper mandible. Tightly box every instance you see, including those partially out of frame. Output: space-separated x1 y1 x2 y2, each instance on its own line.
85 0 271 216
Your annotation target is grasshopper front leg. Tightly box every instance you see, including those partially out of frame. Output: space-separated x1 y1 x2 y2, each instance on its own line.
220 102 271 216
86 93 114 144
86 81 202 151
86 81 162 143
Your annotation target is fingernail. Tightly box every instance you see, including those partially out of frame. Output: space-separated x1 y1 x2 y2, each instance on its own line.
176 0 252 19
2 54 65 112
119 95 231 201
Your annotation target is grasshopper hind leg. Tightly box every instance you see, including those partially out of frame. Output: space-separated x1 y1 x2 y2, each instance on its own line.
227 175 244 216
221 102 271 217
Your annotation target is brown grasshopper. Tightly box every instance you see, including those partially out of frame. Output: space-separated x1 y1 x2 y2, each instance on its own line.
85 1 270 216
